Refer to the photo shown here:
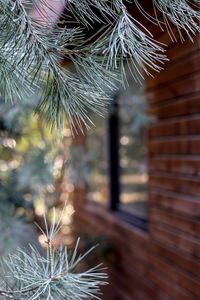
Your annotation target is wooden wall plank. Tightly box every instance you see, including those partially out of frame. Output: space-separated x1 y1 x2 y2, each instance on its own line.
149 190 200 217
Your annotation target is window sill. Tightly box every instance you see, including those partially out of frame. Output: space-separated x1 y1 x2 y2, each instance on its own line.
84 200 149 235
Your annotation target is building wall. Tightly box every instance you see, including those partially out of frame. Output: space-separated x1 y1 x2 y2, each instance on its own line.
72 28 200 300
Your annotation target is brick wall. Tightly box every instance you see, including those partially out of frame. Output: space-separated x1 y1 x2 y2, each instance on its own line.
71 27 200 300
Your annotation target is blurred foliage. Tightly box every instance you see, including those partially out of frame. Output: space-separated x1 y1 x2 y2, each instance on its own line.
0 95 70 222
0 203 39 257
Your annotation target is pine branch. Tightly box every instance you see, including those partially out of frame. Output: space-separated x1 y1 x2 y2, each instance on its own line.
152 0 200 41
103 4 167 83
0 0 199 130
0 207 107 300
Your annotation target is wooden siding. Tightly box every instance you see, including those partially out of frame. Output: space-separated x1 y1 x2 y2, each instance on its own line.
71 26 200 300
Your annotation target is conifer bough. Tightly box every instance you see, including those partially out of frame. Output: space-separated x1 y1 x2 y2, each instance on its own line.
0 207 107 299
0 0 199 131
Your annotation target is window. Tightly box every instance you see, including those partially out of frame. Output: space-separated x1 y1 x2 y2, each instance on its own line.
108 83 150 230
85 78 151 230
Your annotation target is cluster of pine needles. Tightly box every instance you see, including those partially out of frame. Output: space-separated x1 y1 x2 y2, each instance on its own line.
0 206 107 299
0 0 199 131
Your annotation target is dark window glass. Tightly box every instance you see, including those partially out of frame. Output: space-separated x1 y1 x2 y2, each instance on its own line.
85 114 109 205
118 85 149 219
